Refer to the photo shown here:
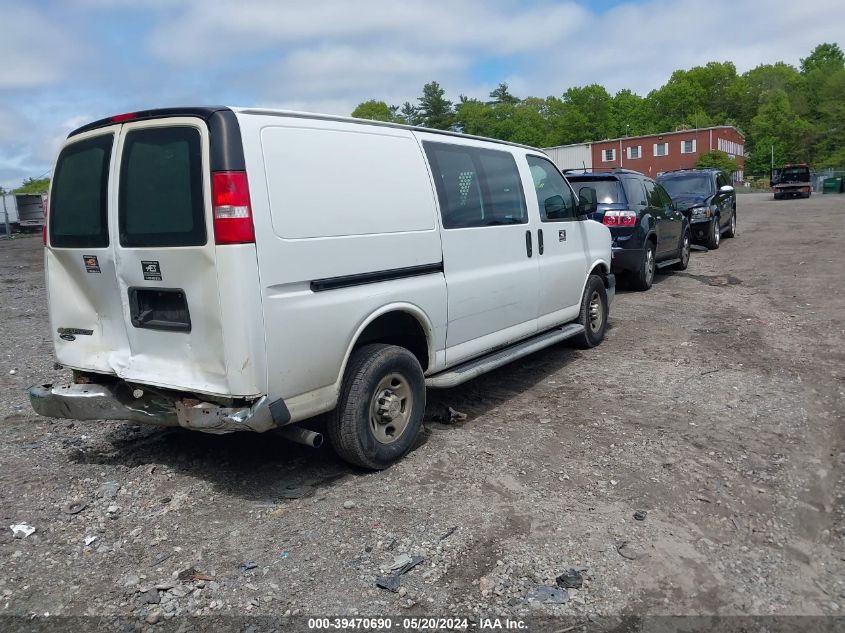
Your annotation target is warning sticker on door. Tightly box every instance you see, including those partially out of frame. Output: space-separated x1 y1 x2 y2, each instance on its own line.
83 255 101 274
141 260 162 281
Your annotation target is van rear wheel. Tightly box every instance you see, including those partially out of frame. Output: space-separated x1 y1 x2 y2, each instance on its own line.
328 344 425 470
571 274 608 349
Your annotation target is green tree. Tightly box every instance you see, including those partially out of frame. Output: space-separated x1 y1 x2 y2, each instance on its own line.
15 177 50 194
696 150 738 178
647 72 706 131
747 89 811 173
489 82 519 105
417 81 453 129
800 43 845 75
399 101 420 125
561 84 613 140
610 89 652 137
350 99 394 122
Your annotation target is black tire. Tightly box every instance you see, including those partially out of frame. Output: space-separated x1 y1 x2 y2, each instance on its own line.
705 216 720 250
725 210 737 238
328 344 425 470
673 229 691 270
629 241 655 291
572 274 608 349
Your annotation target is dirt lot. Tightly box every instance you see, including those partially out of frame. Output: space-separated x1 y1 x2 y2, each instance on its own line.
1 193 843 630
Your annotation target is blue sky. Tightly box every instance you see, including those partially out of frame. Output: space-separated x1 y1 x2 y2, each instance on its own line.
0 0 842 189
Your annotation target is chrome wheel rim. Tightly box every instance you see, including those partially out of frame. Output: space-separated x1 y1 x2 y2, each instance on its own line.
645 248 655 284
714 220 720 246
731 215 736 234
588 290 604 333
682 234 690 265
369 373 413 444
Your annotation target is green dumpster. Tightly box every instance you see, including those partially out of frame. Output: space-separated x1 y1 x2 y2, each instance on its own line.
822 177 843 193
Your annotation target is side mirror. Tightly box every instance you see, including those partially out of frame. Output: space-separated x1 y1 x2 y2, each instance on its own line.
578 187 597 216
719 184 734 193
544 195 567 219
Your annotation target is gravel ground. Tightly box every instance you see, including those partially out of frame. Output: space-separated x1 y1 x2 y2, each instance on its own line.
0 193 843 631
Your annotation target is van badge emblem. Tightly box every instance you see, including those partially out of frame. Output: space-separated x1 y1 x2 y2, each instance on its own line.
60 333 76 341
141 260 162 281
559 230 567 242
83 255 101 273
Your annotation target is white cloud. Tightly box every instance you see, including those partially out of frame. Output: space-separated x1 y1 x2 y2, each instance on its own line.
148 0 588 63
0 4 81 88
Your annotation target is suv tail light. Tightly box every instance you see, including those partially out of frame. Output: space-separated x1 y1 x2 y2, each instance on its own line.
212 171 254 244
603 210 637 227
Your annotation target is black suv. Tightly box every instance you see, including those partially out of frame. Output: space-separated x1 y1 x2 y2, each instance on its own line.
566 169 690 291
656 169 736 250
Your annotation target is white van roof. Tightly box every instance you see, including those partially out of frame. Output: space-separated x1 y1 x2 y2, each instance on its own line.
68 106 542 153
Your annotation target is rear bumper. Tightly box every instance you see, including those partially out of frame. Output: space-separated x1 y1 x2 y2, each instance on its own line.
28 382 276 434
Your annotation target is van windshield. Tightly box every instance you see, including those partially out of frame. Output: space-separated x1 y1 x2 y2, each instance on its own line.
50 135 113 248
119 126 205 247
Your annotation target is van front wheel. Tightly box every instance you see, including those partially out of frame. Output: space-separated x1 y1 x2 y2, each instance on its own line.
328 344 426 470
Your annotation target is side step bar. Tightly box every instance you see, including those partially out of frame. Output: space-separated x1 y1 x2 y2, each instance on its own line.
425 323 585 389
656 257 681 268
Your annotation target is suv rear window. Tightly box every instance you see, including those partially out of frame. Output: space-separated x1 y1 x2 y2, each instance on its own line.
119 127 205 247
50 135 113 248
568 177 622 204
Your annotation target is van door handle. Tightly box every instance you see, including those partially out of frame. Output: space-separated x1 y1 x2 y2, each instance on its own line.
525 230 532 258
538 229 544 255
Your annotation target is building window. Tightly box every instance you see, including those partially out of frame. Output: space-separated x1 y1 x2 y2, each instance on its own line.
654 142 668 157
626 145 641 159
602 148 616 162
681 139 696 154
717 138 744 157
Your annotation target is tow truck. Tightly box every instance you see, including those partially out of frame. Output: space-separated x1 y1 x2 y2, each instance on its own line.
771 163 811 200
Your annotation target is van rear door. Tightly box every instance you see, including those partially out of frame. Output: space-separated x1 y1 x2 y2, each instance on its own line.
47 114 260 397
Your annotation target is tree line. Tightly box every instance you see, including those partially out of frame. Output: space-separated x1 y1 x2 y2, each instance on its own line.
351 43 845 175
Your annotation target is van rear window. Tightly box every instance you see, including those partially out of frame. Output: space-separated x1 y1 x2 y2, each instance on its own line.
119 127 205 247
50 135 113 248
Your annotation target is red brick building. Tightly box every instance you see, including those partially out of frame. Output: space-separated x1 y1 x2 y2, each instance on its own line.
590 126 746 183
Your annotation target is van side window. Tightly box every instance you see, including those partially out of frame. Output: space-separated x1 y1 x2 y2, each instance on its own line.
526 155 577 221
424 142 526 228
119 126 205 247
50 135 113 248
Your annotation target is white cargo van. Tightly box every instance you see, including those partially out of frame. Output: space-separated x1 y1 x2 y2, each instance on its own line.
30 107 613 468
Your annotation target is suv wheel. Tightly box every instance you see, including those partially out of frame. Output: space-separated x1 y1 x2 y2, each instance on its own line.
705 216 720 250
630 241 655 291
572 274 608 349
725 210 737 238
328 344 425 470
673 230 690 270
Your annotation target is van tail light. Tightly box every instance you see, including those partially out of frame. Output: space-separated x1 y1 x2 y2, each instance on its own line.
602 210 637 227
212 171 254 244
